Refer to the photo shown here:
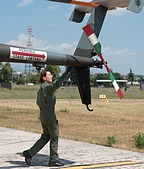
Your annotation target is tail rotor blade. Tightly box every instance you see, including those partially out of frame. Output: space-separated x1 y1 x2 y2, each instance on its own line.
83 24 123 99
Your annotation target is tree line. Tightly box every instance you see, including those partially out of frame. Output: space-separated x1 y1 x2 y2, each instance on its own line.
0 62 61 85
0 62 143 87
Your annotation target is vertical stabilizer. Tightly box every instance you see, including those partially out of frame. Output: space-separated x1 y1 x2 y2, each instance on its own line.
127 0 144 13
74 6 107 58
73 6 107 110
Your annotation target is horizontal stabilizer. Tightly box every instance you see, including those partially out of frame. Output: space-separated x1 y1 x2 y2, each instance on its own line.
69 8 86 23
127 0 144 13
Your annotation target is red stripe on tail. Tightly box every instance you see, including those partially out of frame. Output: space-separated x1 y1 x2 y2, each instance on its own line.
83 24 93 36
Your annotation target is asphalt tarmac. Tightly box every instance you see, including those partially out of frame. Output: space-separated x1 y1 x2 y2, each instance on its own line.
0 127 144 169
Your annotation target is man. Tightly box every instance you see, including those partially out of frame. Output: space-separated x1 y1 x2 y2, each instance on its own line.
23 67 71 167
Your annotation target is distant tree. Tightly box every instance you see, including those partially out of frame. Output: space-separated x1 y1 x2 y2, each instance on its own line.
127 69 134 85
1 62 13 82
30 73 39 84
138 75 144 83
16 74 25 85
0 62 2 68
113 72 123 80
90 75 96 87
0 62 3 82
25 76 30 84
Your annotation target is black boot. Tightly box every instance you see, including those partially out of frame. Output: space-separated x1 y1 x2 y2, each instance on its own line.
23 150 32 166
49 161 64 167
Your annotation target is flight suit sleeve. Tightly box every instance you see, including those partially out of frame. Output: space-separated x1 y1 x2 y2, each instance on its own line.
52 67 72 91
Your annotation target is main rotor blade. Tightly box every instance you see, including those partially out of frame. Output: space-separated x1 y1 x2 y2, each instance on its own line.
71 0 99 7
83 24 123 99
48 0 100 7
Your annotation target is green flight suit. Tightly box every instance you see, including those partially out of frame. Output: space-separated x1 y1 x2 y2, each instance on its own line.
27 70 71 163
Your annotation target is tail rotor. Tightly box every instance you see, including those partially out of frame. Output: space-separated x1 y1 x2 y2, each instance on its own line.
83 24 123 99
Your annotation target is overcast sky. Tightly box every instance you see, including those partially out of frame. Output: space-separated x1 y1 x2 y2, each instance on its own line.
0 0 144 75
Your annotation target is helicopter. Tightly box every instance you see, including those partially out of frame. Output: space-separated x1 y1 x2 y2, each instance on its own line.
0 0 143 110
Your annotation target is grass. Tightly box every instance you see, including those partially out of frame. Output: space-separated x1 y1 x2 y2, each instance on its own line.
0 85 144 153
0 84 144 100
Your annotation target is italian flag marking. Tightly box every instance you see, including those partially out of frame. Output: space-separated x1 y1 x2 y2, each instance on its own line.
83 24 123 99
110 72 123 99
83 24 101 55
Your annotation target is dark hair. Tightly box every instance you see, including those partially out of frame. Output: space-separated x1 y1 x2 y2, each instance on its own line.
39 70 47 83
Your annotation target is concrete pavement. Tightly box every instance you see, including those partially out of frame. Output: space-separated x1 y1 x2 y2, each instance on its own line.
0 127 144 169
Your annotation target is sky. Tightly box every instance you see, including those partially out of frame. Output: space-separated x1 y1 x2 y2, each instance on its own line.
0 0 144 75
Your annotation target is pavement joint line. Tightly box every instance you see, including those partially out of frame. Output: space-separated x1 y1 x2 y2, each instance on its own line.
62 161 141 169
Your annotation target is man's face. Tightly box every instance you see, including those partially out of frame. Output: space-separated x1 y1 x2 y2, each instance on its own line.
43 71 53 83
